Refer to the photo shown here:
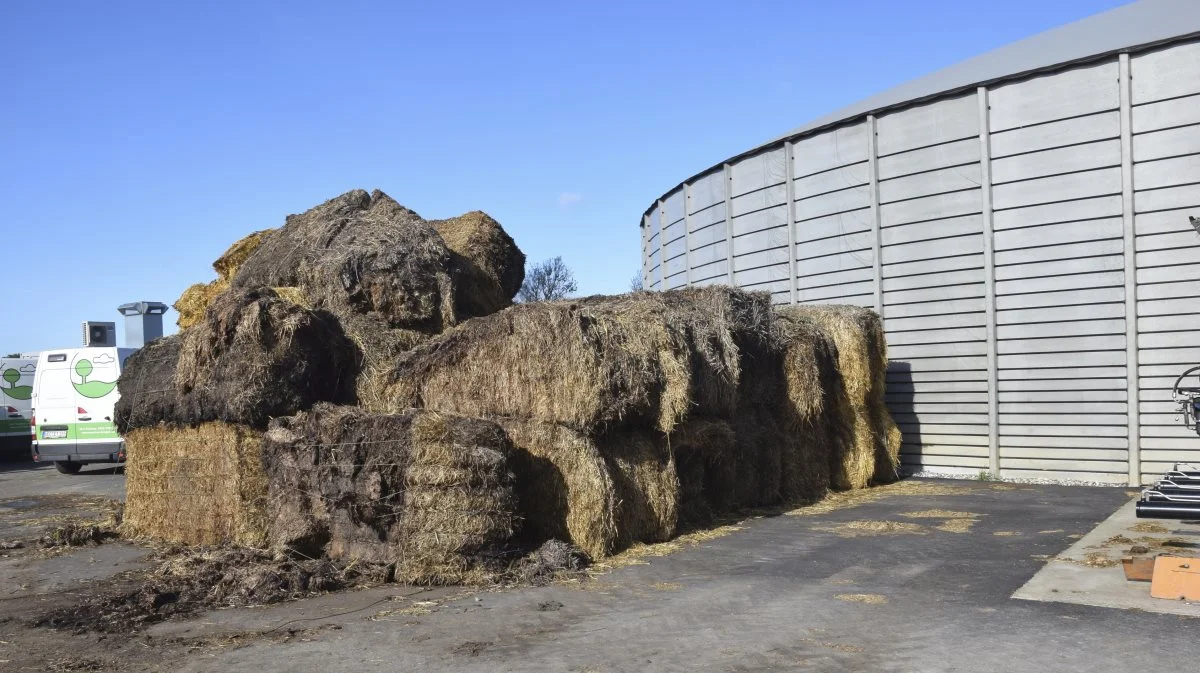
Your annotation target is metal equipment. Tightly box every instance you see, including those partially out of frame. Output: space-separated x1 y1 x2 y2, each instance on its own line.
1134 218 1200 520
1137 462 1200 519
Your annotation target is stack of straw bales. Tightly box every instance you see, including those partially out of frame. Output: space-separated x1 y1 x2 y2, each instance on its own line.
263 405 517 583
117 186 902 576
117 189 526 576
380 287 892 558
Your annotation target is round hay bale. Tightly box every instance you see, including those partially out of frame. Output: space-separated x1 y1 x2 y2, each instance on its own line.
430 211 526 319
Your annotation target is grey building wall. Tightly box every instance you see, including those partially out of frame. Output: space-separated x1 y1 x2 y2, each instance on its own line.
639 31 1200 486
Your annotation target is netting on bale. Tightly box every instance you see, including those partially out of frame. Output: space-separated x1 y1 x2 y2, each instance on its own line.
117 287 358 432
263 404 517 584
779 305 900 488
122 422 267 547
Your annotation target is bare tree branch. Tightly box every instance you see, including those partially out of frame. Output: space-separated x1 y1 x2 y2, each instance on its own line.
517 257 578 303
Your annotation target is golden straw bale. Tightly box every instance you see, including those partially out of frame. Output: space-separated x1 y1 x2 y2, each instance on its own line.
123 422 267 547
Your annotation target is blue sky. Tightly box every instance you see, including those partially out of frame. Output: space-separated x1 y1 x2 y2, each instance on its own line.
0 0 1130 354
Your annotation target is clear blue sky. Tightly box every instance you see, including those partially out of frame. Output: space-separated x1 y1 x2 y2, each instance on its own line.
0 0 1130 354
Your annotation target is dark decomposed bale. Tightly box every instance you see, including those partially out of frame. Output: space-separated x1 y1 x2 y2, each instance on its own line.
232 189 458 334
116 287 358 432
263 404 517 584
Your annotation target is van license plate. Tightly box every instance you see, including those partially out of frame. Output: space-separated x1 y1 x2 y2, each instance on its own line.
42 430 67 439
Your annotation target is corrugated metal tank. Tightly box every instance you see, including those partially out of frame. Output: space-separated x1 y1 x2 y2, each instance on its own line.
639 1 1200 485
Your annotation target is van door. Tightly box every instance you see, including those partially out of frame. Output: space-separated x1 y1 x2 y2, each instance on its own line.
33 353 76 457
70 348 122 460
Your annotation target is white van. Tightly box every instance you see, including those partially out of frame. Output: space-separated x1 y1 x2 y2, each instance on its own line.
0 356 36 456
31 347 135 474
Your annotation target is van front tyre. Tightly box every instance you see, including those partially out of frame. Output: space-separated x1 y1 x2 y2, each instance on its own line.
54 461 82 475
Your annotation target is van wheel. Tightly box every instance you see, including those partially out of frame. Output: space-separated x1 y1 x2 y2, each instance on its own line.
55 461 82 475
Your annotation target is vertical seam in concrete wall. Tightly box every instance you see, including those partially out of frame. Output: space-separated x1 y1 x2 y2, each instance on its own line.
1119 52 1141 486
866 116 884 316
783 141 799 305
657 199 666 290
723 163 735 285
683 183 693 288
978 86 1001 478
642 215 651 289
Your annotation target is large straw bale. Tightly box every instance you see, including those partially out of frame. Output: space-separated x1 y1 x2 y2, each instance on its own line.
668 417 738 526
383 287 775 434
430 211 525 319
263 405 517 583
116 287 358 432
123 422 267 547
497 419 617 558
780 305 898 488
232 189 458 334
600 429 679 549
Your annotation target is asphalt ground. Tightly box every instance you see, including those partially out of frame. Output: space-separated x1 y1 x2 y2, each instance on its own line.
3 476 1195 672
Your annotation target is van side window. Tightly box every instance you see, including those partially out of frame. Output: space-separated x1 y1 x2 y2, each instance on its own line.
47 354 67 363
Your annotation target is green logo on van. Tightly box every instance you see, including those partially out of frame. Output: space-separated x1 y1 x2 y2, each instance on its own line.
1 367 32 401
71 357 117 399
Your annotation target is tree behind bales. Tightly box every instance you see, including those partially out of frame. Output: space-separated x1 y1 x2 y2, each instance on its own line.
517 256 578 303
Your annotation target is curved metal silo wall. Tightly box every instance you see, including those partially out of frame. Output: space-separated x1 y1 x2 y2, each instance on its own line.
639 34 1200 486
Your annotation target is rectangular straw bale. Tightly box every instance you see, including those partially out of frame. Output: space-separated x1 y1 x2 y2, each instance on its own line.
780 305 899 489
262 405 517 581
497 419 618 558
497 418 680 558
384 287 775 434
668 417 739 527
123 422 267 547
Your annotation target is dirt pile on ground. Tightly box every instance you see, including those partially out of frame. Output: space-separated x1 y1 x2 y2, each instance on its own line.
34 548 385 633
263 404 518 584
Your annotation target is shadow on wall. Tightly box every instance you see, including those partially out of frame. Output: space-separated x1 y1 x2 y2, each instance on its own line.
884 360 919 473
